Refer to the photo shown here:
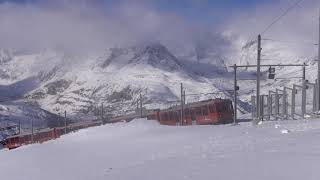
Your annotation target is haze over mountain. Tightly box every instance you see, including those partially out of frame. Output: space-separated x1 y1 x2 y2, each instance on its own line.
0 0 318 124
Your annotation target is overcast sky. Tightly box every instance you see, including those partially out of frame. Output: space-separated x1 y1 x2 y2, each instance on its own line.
0 0 318 53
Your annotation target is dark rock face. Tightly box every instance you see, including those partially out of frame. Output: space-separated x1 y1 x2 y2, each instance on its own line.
131 43 182 71
45 79 71 95
28 90 47 99
38 66 60 82
0 69 10 80
102 48 128 68
102 43 182 71
0 50 12 64
107 86 134 103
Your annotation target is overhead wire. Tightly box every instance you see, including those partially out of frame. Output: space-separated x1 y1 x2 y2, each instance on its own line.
260 0 307 35
238 0 307 67
262 38 318 46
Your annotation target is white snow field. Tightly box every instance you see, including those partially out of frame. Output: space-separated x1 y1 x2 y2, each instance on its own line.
1 118 320 180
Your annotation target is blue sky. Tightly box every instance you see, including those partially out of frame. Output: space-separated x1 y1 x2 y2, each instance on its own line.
0 0 279 24
102 0 280 24
0 0 315 51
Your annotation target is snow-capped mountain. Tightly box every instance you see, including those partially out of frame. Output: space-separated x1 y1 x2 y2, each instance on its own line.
0 41 231 119
0 32 317 122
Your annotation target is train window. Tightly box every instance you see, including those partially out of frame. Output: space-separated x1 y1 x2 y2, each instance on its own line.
160 114 165 121
177 112 181 122
223 104 227 112
216 103 223 112
230 103 234 112
169 112 174 121
218 104 227 113
202 106 208 116
163 113 169 121
195 108 202 116
209 104 215 113
185 108 190 117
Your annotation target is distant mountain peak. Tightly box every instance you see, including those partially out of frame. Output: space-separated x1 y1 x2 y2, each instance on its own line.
101 43 182 71
0 49 13 64
130 43 182 71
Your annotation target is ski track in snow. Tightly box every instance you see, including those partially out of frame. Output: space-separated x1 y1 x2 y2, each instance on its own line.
1 119 320 180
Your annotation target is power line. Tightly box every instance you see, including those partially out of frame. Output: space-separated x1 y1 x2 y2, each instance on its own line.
241 0 304 50
262 38 318 46
261 0 306 35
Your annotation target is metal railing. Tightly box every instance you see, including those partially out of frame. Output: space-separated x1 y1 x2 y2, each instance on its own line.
252 79 319 120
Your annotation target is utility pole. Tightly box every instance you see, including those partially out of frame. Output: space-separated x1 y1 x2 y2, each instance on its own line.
64 110 67 134
303 62 306 81
101 103 104 120
255 34 262 124
137 100 139 112
318 9 320 111
140 93 143 118
183 90 186 105
31 118 34 143
180 83 184 126
18 119 21 135
233 64 238 124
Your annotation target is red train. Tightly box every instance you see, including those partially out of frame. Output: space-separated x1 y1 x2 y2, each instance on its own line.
0 98 234 150
151 99 234 126
0 121 102 150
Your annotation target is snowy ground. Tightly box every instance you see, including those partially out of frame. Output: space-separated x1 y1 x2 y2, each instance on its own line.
1 118 320 180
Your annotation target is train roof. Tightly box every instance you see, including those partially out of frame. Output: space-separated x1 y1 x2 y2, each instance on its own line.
163 98 231 112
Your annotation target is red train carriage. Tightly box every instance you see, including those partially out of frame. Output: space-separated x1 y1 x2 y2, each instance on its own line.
155 99 234 126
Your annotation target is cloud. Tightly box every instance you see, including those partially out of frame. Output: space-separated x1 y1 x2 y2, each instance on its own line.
0 0 318 61
223 0 320 57
0 0 202 54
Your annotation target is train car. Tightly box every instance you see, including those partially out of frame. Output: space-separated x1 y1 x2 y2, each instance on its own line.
2 128 63 150
156 99 234 126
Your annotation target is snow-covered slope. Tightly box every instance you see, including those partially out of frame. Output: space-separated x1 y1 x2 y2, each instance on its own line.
1 119 320 180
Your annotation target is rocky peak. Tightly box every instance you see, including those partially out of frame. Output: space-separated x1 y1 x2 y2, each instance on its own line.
0 49 12 64
131 43 182 71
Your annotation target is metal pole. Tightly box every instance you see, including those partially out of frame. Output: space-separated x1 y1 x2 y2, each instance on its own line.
275 89 279 119
303 62 306 81
313 81 317 112
260 95 264 121
302 80 307 118
255 34 262 123
180 83 184 126
292 85 296 119
140 93 143 118
316 79 319 111
101 103 104 120
18 119 21 135
267 91 271 121
251 96 256 119
229 64 308 68
31 118 34 143
283 87 287 120
318 9 320 111
137 100 139 112
64 110 67 134
233 64 237 124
